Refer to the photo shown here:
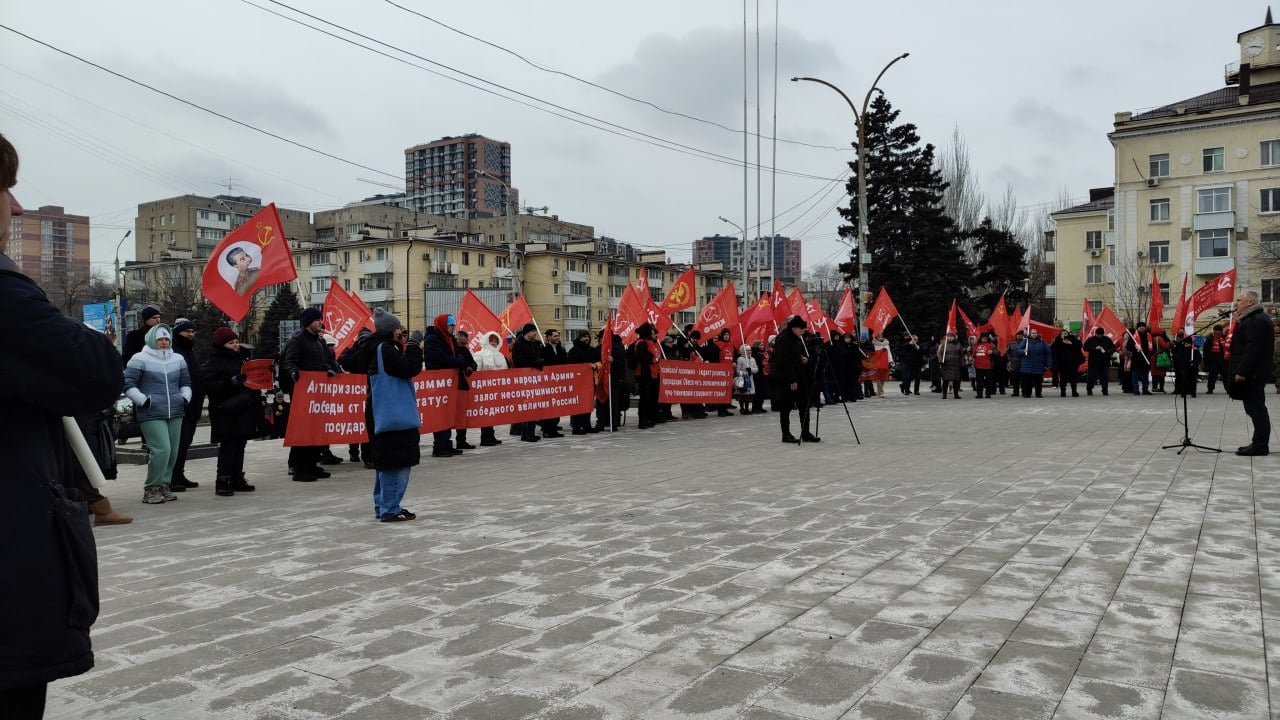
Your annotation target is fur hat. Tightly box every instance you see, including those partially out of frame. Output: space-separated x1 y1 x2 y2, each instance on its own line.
373 307 402 335
299 307 322 326
213 327 238 347
787 315 807 330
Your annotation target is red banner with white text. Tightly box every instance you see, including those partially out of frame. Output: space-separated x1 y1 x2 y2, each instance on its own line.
658 360 733 404
458 366 594 427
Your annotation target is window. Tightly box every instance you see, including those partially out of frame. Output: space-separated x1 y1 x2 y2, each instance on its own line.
434 249 447 263
1085 231 1103 251
1262 233 1280 259
342 251 349 264
313 277 331 293
310 251 331 265
478 254 486 267
569 281 587 295
1197 187 1231 213
462 279 469 288
1149 198 1170 222
553 258 560 270
567 260 577 272
343 279 350 291
597 287 603 298
1159 283 1170 304
462 252 470 266
1262 188 1280 213
1089 300 1103 316
1261 140 1280 167
1197 229 1230 258
598 310 604 321
1149 153 1170 178
554 308 561 320
1147 241 1170 264
1043 231 1056 252
597 263 604 274
376 248 388 261
1264 279 1280 303
567 306 587 320
1203 147 1224 172
552 283 560 295
1086 264 1103 284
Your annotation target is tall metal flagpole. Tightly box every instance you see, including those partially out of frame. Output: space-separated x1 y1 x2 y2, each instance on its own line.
754 0 762 300
769 0 779 291
741 0 750 306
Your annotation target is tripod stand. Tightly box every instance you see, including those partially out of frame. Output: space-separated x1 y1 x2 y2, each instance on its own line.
1161 328 1220 454
806 342 861 445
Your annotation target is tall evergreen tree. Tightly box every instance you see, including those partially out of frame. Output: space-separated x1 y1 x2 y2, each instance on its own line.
837 95 970 339
966 217 1028 319
257 283 302 358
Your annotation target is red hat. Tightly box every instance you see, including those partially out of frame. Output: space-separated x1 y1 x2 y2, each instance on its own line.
213 327 239 347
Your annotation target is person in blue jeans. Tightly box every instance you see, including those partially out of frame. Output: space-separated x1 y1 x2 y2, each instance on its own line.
1125 322 1154 395
360 308 423 522
124 324 192 504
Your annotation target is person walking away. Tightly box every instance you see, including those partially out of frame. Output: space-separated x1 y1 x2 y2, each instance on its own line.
1203 324 1228 394
359 309 422 520
1017 329 1053 398
1053 329 1085 397
1126 322 1154 396
936 331 964 399
1229 290 1275 456
1170 330 1199 398
281 307 334 481
1082 327 1115 396
1 131 126 718
770 316 818 442
566 329 602 433
971 332 995 398
511 323 546 441
201 327 261 496
473 331 507 445
168 318 203 491
124 324 192 504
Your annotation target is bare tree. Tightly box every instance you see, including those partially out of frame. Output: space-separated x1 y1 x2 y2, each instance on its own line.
937 127 984 268
803 262 847 317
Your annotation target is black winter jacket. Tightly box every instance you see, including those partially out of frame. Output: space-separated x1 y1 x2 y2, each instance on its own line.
0 253 123 690
202 346 262 442
1229 304 1276 384
567 339 600 364
543 341 569 366
511 337 545 370
281 329 329 393
770 330 807 386
364 336 424 470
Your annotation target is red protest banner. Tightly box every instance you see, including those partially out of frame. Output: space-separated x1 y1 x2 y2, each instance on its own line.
241 359 275 391
283 372 369 446
658 359 733 404
457 365 594 428
200 204 297 322
859 349 891 382
322 279 373 357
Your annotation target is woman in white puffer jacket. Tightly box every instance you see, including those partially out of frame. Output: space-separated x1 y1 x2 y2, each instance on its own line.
474 331 508 445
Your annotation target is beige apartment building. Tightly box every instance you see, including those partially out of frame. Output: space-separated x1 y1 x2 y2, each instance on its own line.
1054 11 1280 326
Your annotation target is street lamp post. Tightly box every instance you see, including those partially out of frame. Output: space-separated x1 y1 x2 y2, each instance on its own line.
113 229 132 353
792 52 909 335
718 216 749 301
479 171 521 298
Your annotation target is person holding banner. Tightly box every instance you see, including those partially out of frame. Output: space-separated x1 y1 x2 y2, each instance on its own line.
451 330 479 451
1203 325 1228 394
566 330 602 434
473 332 507 446
282 308 334 482
632 323 662 429
511 324 546 442
424 314 468 457
201 328 261 497
359 309 423 521
539 329 568 438
1229 290 1274 456
770 316 818 443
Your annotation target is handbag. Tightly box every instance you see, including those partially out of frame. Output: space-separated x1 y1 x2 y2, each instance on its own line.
1155 350 1172 369
369 343 421 434
733 375 745 390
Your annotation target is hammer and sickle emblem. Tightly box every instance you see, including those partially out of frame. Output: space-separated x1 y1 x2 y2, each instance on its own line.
256 222 275 248
669 283 688 304
1218 276 1232 290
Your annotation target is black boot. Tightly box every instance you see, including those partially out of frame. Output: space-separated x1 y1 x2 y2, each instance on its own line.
801 431 821 443
215 475 235 497
231 473 256 492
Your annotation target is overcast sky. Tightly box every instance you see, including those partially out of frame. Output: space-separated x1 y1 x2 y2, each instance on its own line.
0 1 1262 279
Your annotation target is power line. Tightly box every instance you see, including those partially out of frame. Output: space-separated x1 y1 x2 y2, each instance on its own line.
242 0 839 183
0 23 402 180
381 0 846 153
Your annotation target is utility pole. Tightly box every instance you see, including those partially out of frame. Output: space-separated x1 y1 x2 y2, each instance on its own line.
507 191 520 297
113 230 132 354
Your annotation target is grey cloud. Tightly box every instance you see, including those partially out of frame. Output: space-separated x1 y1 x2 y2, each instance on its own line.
1009 98 1091 143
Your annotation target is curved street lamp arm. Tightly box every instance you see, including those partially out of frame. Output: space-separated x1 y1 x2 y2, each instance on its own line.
791 76 860 125
861 53 910 115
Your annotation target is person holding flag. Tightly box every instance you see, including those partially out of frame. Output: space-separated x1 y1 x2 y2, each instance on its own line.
631 323 662 429
1082 327 1116 396
1125 322 1155 395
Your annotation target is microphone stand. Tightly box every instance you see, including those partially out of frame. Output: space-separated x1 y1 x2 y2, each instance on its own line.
1161 321 1222 455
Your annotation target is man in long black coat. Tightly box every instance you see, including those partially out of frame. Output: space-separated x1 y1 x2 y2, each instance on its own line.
770 316 818 443
0 134 124 716
1229 290 1276 456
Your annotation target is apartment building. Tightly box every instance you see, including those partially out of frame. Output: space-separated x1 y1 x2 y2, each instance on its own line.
404 134 513 218
4 204 90 301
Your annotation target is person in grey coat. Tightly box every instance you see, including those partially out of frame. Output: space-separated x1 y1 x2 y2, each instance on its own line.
123 324 192 504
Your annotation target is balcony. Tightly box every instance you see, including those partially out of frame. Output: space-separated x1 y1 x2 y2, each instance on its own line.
1195 256 1234 276
1044 250 1055 263
491 267 512 280
1044 284 1057 299
363 259 393 274
310 289 328 304
608 297 620 310
609 272 630 285
564 294 589 308
361 288 393 302
309 262 334 278
1192 211 1235 232
431 261 459 275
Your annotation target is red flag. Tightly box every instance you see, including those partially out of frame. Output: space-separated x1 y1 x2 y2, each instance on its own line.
321 278 373 357
865 288 899 335
786 288 807 320
806 300 834 342
693 284 742 342
644 292 674 337
742 294 775 340
1081 299 1097 339
613 283 649 346
635 267 650 296
771 279 790 327
988 294 1012 351
597 312 613 404
1172 273 1190 336
456 289 505 355
1187 268 1236 327
1015 304 1032 336
498 296 534 337
1147 269 1164 333
1094 306 1127 346
659 268 697 314
859 350 891 382
1029 319 1061 346
945 299 957 335
200 203 297 322
834 288 856 335
957 306 979 340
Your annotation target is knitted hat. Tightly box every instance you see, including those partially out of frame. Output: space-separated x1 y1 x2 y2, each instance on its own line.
519 322 538 336
299 307 323 326
213 327 238 347
787 315 807 329
172 318 195 334
373 307 401 335
140 306 160 321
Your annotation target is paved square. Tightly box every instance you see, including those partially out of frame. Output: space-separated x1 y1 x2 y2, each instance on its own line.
46 390 1280 719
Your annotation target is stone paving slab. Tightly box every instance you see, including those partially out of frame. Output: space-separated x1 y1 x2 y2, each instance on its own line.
45 390 1280 718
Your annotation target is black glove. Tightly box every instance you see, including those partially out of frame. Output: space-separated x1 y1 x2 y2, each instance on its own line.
409 330 424 344
231 373 247 386
142 398 151 408
290 370 300 383
326 370 336 377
